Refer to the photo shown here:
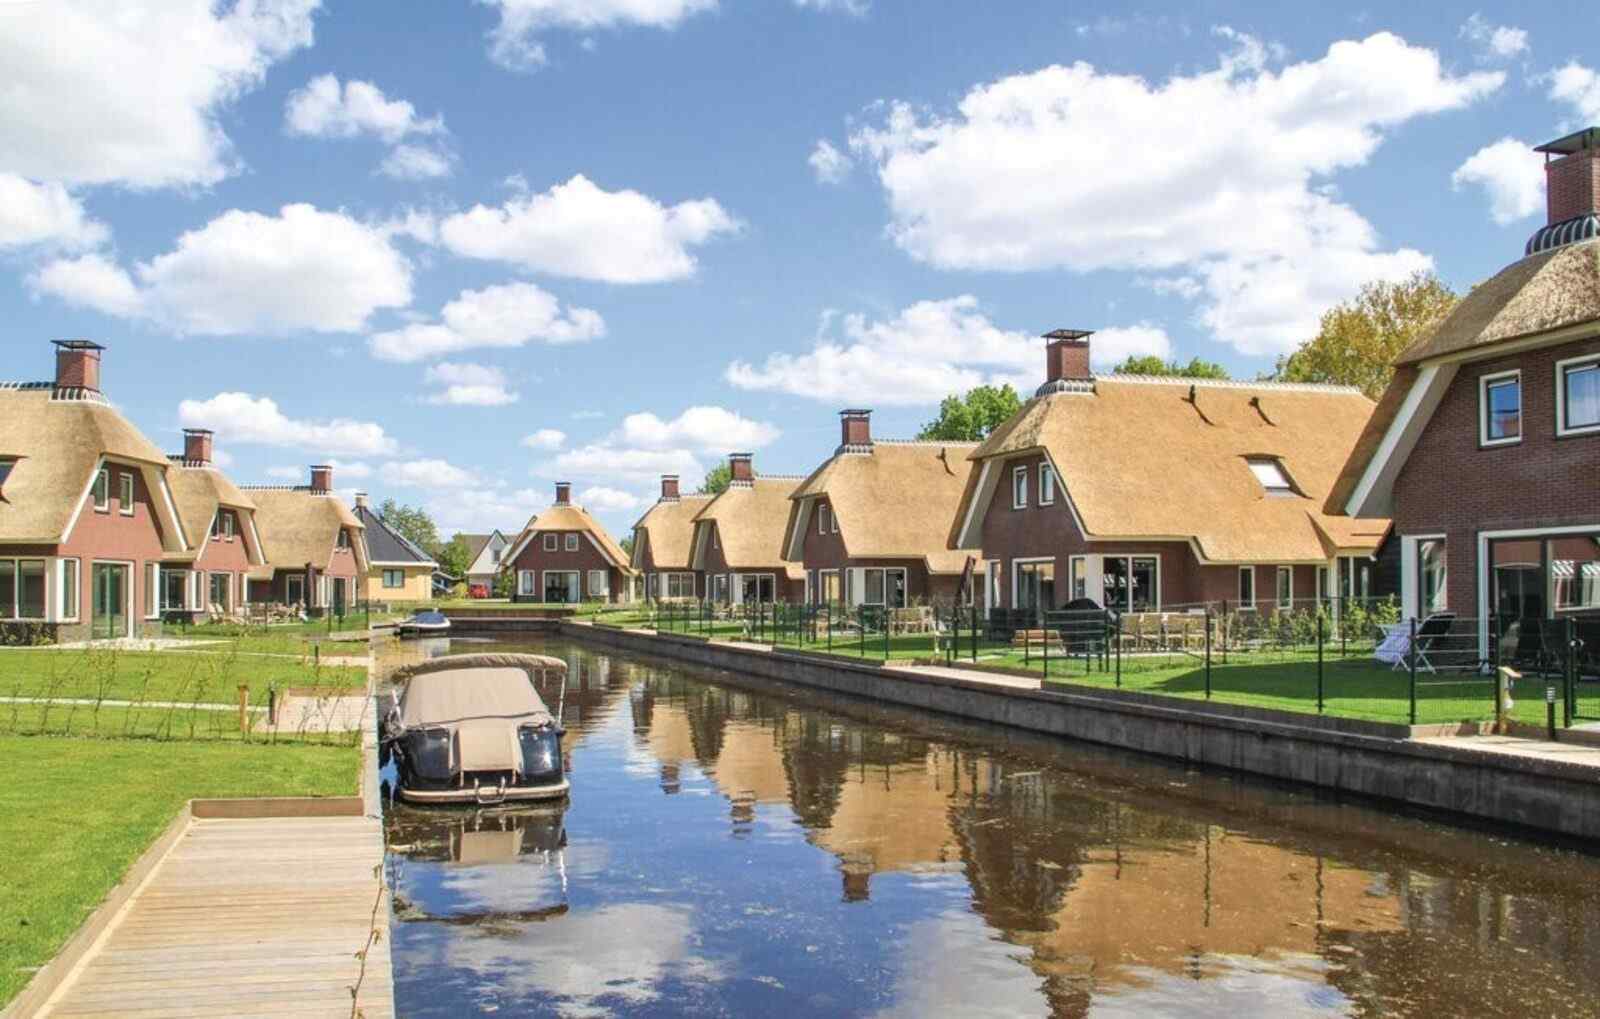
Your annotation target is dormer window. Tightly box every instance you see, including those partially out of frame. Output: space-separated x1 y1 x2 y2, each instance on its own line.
337 528 351 550
0 460 12 492
818 503 830 536
1247 458 1294 495
92 468 109 512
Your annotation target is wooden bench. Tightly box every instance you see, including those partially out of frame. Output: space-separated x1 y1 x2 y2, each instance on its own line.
1011 628 1065 654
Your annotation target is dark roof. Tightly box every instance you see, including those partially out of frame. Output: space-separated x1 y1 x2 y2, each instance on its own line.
354 502 436 565
1535 127 1600 155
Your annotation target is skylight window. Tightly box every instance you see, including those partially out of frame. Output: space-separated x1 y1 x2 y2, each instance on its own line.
1247 458 1294 494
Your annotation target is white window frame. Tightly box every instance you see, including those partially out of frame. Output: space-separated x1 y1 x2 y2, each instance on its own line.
1275 565 1293 610
1088 555 1161 613
541 533 556 552
1556 354 1600 437
144 561 160 619
859 567 909 608
118 471 135 516
714 574 730 603
382 568 404 589
1009 556 1055 612
1238 566 1256 609
92 468 110 513
518 569 537 596
1038 463 1056 506
565 533 579 552
1479 369 1522 447
0 558 48 621
208 571 232 613
987 562 1002 609
818 503 830 536
1247 458 1294 494
1415 536 1448 616
1011 465 1028 509
286 574 306 607
59 558 80 622
587 569 610 598
544 570 581 603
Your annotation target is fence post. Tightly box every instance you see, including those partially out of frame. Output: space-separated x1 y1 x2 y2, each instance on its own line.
1042 615 1050 681
1491 613 1501 719
1202 607 1210 697
1408 617 1418 725
970 605 977 663
859 607 865 659
1112 611 1121 688
1316 611 1324 714
1566 616 1577 728
883 607 890 661
1024 624 1030 666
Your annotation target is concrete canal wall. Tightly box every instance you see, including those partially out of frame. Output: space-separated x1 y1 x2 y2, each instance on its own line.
563 622 1600 843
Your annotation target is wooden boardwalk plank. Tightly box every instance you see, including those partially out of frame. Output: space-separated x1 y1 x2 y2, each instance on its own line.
38 816 392 1019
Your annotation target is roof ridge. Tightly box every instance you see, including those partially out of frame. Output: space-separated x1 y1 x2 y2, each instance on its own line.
866 438 981 447
1095 374 1366 395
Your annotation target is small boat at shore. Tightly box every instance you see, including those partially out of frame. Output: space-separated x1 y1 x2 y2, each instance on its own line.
397 610 451 638
381 653 569 806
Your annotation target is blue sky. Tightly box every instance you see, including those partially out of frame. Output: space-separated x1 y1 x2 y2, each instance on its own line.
3 1 1596 538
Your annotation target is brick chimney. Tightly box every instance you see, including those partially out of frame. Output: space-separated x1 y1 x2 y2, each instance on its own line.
554 481 572 506
839 409 873 450
53 340 104 392
182 429 213 466
728 453 754 487
1044 329 1093 381
309 465 332 494
660 475 680 501
1529 129 1600 255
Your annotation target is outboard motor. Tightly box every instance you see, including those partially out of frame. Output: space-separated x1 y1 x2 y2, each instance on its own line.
518 723 564 785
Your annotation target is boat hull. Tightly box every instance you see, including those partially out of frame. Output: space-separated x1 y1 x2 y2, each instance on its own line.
397 778 570 805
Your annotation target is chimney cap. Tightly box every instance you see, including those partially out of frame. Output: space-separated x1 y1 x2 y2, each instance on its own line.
728 451 753 459
1043 329 1094 343
52 339 105 352
661 473 679 480
839 408 872 417
1536 127 1600 156
310 463 332 470
182 427 214 437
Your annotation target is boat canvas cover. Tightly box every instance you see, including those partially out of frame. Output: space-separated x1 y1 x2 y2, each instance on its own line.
400 667 554 775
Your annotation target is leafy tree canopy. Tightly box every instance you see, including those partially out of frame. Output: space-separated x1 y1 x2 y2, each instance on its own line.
1110 354 1231 379
1273 271 1458 399
378 499 441 558
436 534 472 578
699 463 732 495
917 384 1023 441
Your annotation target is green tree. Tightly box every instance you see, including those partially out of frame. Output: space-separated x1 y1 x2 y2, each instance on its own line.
378 499 441 557
437 534 472 578
1111 354 1230 379
917 384 1023 441
1274 271 1458 399
699 463 732 495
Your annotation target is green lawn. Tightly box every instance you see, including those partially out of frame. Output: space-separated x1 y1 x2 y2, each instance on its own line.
0 735 359 1007
170 618 373 655
0 648 366 706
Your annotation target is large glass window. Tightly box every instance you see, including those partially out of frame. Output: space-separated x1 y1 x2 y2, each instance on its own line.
588 570 610 598
164 568 188 611
1339 556 1371 600
1070 557 1087 600
383 569 404 589
1012 466 1028 509
1038 464 1056 505
740 574 776 604
1100 556 1158 612
1418 539 1447 615
0 561 12 620
208 572 230 612
665 573 694 599
862 568 908 608
92 468 109 512
1481 371 1521 444
518 570 536 596
818 504 830 535
1015 560 1055 618
1238 567 1255 607
1560 358 1600 435
1276 566 1293 610
1550 535 1600 613
544 571 580 603
714 574 731 603
119 472 134 515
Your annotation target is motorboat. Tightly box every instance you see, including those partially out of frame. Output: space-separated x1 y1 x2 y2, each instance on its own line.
397 610 451 638
381 653 570 805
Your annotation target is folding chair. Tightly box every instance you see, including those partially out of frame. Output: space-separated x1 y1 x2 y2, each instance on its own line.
1387 612 1457 673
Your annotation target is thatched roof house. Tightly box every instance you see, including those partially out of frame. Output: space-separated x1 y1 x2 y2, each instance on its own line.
503 482 635 603
631 475 714 599
243 465 367 611
691 455 805 602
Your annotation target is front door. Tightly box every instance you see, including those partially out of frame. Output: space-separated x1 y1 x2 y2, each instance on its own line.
332 577 347 616
91 563 128 639
1016 560 1055 623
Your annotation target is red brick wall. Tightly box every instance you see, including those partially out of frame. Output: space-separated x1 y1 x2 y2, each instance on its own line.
508 530 626 602
1547 150 1600 225
57 463 170 626
1392 337 1600 615
698 522 803 601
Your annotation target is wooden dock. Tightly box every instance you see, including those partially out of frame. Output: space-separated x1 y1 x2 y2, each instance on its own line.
36 814 392 1018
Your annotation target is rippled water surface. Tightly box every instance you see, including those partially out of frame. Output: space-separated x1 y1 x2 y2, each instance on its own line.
380 636 1600 1018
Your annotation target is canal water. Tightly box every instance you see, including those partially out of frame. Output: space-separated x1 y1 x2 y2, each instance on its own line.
378 635 1600 1018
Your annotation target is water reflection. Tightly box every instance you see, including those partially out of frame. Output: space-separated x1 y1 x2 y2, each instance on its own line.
383 637 1600 1018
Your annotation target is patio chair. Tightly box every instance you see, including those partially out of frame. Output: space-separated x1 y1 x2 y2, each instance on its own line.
1378 612 1457 673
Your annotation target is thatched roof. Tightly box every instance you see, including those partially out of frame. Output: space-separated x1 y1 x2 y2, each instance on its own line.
786 441 979 573
1396 239 1600 366
693 478 805 578
0 385 185 549
506 503 633 572
952 376 1389 563
246 487 367 573
631 494 713 572
167 464 265 565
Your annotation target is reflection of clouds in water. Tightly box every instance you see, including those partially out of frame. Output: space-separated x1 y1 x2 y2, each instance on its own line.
873 907 1050 1018
442 902 726 1016
1088 955 1349 1018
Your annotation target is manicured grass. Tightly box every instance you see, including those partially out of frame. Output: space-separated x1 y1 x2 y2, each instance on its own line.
169 632 369 656
171 619 373 655
0 648 366 706
0 734 359 1007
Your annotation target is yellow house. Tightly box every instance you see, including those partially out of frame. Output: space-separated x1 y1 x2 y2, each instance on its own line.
352 494 437 602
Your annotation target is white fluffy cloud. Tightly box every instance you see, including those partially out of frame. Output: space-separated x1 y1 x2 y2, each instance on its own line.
423 362 520 406
808 140 852 184
480 0 717 70
379 144 455 180
285 74 443 143
424 484 546 534
0 175 107 251
726 296 1171 405
0 0 316 189
437 174 739 283
846 32 1501 354
1461 15 1529 61
794 0 868 13
368 281 604 362
536 445 705 484
179 393 399 456
577 485 645 512
381 458 477 488
615 406 779 452
521 428 568 450
268 459 372 481
31 204 413 336
1453 138 1545 224
1548 62 1600 124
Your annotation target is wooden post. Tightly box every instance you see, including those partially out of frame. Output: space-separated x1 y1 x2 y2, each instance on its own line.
237 684 249 733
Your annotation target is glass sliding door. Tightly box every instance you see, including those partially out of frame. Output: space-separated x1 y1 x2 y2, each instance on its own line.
1015 560 1055 623
91 563 128 639
544 571 580 603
